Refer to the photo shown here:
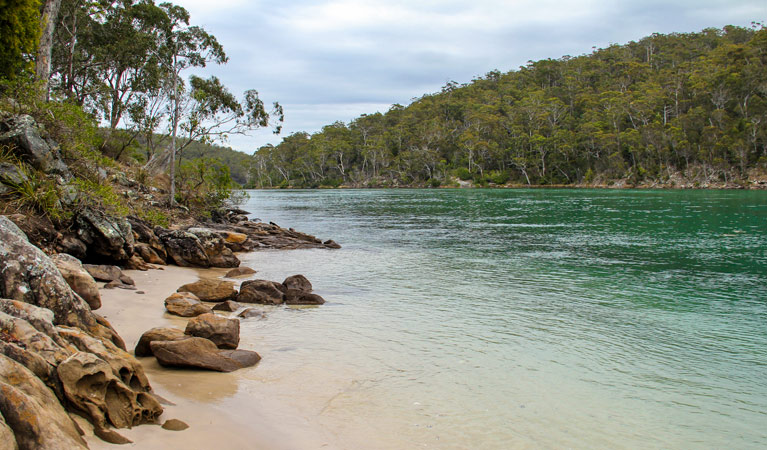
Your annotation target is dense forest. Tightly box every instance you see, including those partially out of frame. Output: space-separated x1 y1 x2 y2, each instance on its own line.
252 25 767 188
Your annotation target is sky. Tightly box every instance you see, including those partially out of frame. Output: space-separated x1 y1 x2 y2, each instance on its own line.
169 0 765 154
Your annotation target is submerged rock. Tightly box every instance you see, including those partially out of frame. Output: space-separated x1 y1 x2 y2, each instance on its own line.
237 280 285 305
212 300 242 312
225 266 257 278
284 289 325 305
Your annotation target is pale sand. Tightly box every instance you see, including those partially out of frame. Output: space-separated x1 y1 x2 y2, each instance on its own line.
83 265 338 450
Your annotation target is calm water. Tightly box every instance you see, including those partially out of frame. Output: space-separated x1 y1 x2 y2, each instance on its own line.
234 189 767 449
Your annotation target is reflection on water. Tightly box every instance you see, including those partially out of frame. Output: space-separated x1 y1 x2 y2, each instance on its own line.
230 189 767 449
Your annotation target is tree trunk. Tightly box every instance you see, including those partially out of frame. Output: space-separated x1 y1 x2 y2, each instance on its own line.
169 54 179 206
36 0 63 97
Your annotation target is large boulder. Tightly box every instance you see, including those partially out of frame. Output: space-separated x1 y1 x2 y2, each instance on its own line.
184 313 240 349
164 292 212 317
0 115 72 179
134 327 188 357
177 279 237 302
0 216 121 347
151 337 259 372
283 274 312 292
74 208 134 263
186 228 240 268
126 216 167 260
237 280 285 305
0 355 87 449
51 254 101 310
156 229 210 267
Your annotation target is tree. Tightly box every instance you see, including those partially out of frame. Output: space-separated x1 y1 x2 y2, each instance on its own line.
0 0 40 80
36 0 63 95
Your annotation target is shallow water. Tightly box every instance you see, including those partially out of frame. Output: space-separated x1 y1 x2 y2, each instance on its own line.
234 188 767 449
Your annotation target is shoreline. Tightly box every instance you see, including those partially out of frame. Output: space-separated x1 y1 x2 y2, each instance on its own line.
84 265 336 450
247 182 767 191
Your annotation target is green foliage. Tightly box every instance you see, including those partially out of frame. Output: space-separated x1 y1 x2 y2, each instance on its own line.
0 0 40 79
135 207 169 228
0 145 66 220
175 157 237 214
251 26 767 188
72 178 128 215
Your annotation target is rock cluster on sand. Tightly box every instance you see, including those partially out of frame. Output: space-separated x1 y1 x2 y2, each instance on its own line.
0 217 163 446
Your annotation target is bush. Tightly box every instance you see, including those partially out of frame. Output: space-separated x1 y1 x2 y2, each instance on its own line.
175 157 238 214
455 167 472 181
429 178 441 188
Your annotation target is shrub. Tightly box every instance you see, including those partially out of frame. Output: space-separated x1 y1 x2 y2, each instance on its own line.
455 167 472 181
175 157 238 214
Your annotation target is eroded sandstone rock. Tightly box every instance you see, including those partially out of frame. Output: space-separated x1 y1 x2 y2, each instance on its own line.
164 292 212 317
184 313 240 349
134 327 188 357
237 280 285 305
51 254 101 310
151 338 258 372
177 279 237 302
75 208 134 263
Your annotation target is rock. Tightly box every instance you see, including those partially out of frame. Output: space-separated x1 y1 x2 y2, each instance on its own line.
0 415 16 450
0 162 29 199
134 242 166 265
284 289 326 305
134 327 188 357
51 253 101 310
82 264 122 282
57 352 162 434
0 115 72 179
237 308 265 319
283 274 312 292
324 239 341 249
0 354 87 449
225 267 257 278
186 228 240 268
156 229 210 267
161 419 189 431
123 254 152 271
211 300 242 312
177 279 237 302
0 216 121 347
74 208 134 263
104 279 136 290
164 292 212 317
151 337 257 372
6 214 57 253
184 313 240 349
237 280 285 305
119 274 135 285
218 349 261 367
126 217 167 260
55 233 87 260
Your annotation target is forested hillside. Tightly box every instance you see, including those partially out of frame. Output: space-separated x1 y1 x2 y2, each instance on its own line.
253 26 767 188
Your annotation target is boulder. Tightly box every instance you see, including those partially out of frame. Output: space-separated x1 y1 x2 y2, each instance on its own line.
156 229 210 267
0 355 87 449
51 253 101 310
0 216 121 347
283 274 312 292
164 292 212 317
82 264 122 282
184 313 240 349
284 289 326 305
186 228 240 268
126 216 167 260
74 208 134 263
151 338 259 372
237 280 285 305
211 300 242 312
104 279 136 290
123 254 153 271
177 279 237 302
237 308 265 319
6 214 58 253
57 352 162 438
55 233 87 260
0 115 72 179
134 243 166 265
324 239 342 249
134 327 188 357
225 267 257 278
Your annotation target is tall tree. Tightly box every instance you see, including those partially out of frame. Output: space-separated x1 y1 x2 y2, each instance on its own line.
36 0 63 95
0 0 40 80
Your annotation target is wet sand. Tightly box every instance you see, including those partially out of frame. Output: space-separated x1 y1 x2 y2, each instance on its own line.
84 265 337 450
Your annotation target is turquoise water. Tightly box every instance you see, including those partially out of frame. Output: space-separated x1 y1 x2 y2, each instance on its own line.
235 189 767 449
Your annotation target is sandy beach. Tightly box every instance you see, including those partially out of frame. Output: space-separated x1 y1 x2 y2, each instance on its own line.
82 265 337 450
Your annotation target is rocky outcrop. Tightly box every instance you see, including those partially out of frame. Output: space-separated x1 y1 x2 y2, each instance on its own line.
201 220 341 251
0 115 72 179
164 292 212 317
237 280 285 305
51 253 101 310
134 327 188 357
184 313 240 349
75 208 134 263
151 338 259 372
126 216 167 261
283 274 312 292
177 279 237 302
0 217 121 346
0 354 87 450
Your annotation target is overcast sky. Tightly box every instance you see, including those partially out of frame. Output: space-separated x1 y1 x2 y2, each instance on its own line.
170 0 765 153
